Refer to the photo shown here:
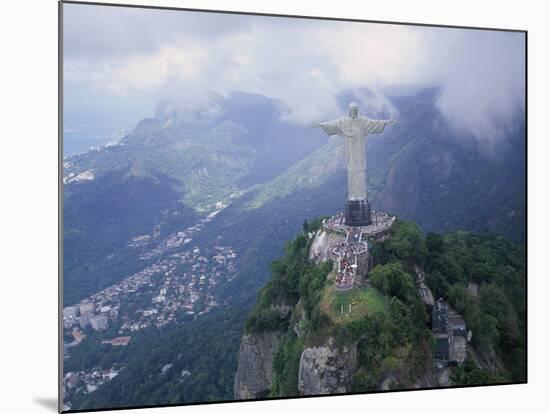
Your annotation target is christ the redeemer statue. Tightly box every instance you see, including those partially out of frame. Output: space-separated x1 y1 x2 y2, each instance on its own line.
313 102 396 226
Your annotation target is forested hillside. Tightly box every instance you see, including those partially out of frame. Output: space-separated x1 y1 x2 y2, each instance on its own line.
237 219 526 397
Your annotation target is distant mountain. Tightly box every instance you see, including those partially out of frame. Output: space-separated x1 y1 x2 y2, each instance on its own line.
63 87 525 306
65 91 326 212
63 91 325 304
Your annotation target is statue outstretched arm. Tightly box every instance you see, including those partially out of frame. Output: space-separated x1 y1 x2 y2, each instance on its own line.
312 120 343 136
362 118 397 135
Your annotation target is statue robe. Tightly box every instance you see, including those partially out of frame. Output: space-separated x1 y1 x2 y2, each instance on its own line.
317 116 388 201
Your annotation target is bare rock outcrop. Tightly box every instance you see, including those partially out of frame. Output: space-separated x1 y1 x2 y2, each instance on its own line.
234 332 283 399
298 339 357 395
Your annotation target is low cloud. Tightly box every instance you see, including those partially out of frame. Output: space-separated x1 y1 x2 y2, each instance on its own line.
432 30 525 145
63 4 525 144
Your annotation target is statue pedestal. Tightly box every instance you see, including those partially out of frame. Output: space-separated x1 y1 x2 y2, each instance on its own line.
345 199 372 227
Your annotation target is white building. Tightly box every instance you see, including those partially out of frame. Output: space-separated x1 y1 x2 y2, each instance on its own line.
79 302 94 315
63 306 78 319
90 314 108 331
79 313 91 329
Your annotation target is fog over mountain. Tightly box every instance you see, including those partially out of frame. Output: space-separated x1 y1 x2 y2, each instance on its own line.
64 4 525 150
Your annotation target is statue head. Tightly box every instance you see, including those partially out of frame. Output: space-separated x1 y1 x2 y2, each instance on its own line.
348 102 358 118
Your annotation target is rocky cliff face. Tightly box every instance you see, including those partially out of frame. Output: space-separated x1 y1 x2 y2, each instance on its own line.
234 332 283 399
308 228 345 264
298 338 357 395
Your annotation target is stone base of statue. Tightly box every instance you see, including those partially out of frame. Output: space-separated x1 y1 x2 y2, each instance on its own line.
345 199 372 227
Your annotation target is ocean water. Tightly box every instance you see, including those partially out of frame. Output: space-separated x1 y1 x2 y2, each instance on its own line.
63 127 130 158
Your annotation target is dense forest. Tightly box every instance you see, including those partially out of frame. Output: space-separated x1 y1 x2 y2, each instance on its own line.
422 230 526 381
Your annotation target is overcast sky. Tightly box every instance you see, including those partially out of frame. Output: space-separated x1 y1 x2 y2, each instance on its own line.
63 3 525 143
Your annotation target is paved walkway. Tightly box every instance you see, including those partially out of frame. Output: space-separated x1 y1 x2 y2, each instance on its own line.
324 211 395 291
